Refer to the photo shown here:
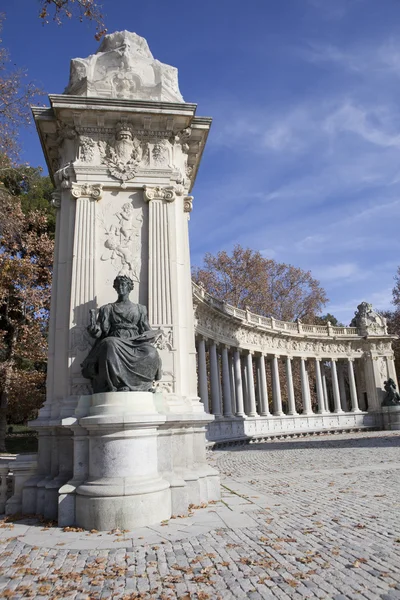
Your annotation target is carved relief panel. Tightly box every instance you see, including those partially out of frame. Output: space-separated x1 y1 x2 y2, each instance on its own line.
95 190 149 307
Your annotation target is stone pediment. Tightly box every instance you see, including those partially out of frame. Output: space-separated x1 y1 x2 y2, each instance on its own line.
64 30 184 103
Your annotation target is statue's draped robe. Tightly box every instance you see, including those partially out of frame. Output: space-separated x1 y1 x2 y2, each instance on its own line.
82 301 161 393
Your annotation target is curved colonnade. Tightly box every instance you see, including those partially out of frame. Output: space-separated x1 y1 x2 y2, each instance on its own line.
192 283 397 445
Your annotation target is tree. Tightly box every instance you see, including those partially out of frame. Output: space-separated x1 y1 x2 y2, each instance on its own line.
1 165 56 235
192 245 328 323
381 266 400 380
314 313 344 327
0 178 54 451
39 0 106 39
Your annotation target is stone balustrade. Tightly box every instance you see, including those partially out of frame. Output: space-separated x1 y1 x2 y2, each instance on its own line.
192 283 397 445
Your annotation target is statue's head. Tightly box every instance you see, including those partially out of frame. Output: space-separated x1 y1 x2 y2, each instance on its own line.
113 275 134 293
122 202 133 214
384 378 396 393
357 301 372 316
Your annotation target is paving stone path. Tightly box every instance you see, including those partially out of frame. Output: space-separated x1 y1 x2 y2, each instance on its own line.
1 430 400 599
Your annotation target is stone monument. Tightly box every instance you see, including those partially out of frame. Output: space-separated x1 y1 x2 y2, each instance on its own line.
20 31 220 530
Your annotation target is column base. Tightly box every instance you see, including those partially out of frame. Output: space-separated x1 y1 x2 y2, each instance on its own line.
76 478 171 531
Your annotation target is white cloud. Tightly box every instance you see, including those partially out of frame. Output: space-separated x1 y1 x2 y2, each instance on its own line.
260 248 277 258
303 37 400 79
313 263 362 282
324 102 400 148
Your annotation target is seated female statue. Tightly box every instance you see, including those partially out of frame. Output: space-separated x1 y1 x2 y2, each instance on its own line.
81 275 161 393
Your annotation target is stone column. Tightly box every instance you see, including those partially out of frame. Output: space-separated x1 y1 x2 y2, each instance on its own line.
209 343 222 417
354 360 367 411
331 359 344 414
233 350 245 417
321 363 330 413
217 351 223 414
285 356 297 416
271 355 284 416
241 356 249 415
146 185 198 411
386 354 398 388
338 361 349 411
257 355 270 416
300 358 313 415
197 338 209 413
228 352 237 416
315 359 326 415
348 358 361 413
245 352 257 417
68 184 101 395
221 347 233 418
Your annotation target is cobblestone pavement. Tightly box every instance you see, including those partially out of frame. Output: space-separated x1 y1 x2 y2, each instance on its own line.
1 430 400 599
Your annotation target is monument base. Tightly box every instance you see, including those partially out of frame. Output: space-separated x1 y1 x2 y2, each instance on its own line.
381 405 400 430
52 391 220 531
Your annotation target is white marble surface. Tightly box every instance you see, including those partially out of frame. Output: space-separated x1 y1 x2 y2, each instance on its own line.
64 31 184 102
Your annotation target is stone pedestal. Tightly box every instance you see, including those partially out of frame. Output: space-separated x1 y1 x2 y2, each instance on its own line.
21 31 220 528
74 392 170 530
381 405 400 430
57 392 219 530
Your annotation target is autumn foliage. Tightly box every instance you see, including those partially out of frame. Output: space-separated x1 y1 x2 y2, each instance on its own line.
192 245 328 323
39 0 107 40
0 180 54 450
381 266 400 381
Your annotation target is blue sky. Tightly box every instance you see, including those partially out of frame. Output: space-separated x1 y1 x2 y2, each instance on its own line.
3 0 400 324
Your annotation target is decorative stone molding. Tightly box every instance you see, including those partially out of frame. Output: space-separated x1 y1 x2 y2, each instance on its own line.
71 183 103 201
154 327 174 351
183 196 194 213
143 185 176 202
51 191 61 209
100 122 144 185
54 164 73 190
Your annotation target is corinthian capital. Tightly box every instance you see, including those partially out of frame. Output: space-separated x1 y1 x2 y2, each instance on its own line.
143 185 176 202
